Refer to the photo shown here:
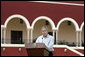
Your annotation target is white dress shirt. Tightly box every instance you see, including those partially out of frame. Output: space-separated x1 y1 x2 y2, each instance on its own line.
36 34 54 51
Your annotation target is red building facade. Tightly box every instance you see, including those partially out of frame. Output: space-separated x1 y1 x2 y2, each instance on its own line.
1 1 84 56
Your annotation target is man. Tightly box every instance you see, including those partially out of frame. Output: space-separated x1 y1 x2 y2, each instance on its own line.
36 26 54 56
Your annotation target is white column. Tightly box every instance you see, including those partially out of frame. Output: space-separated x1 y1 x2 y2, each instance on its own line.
4 28 6 44
1 28 2 44
27 29 29 43
31 29 33 43
53 30 55 38
76 31 78 47
53 30 55 44
80 31 82 47
56 30 58 44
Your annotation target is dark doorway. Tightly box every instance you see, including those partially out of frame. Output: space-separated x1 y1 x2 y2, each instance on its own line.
11 31 23 44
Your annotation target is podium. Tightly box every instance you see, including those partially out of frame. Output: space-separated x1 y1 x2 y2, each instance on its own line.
25 43 50 56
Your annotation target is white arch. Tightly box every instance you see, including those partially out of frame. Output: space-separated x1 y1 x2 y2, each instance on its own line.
56 17 79 31
31 16 55 30
4 14 30 29
80 22 84 31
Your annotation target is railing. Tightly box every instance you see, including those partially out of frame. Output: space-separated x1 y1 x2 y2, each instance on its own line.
1 38 84 47
1 38 30 44
57 40 84 47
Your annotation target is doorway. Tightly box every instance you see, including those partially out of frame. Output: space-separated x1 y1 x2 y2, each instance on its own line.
11 31 23 44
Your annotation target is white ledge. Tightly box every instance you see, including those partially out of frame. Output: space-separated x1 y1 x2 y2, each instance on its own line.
29 1 84 6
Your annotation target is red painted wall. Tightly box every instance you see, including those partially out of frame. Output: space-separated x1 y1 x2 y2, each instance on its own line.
1 1 84 27
53 48 80 56
1 47 28 56
1 47 82 56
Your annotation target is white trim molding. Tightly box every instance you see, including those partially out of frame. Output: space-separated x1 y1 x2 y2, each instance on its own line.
30 1 84 6
56 17 79 31
3 14 30 29
71 47 84 50
31 16 55 30
80 22 84 31
1 44 25 47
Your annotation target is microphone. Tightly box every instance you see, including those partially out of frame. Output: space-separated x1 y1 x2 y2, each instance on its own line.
42 38 43 43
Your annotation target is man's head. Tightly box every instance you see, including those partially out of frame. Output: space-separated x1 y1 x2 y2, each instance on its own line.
41 26 48 37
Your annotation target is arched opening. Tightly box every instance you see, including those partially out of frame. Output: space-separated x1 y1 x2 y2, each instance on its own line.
31 16 56 43
5 18 28 44
31 16 55 30
4 14 30 29
58 21 76 46
1 14 30 44
56 18 79 31
81 26 84 47
33 19 54 43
